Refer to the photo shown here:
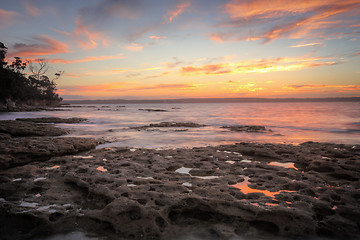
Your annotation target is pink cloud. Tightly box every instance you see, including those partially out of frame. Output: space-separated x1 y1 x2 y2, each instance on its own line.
50 54 124 64
149 35 167 39
0 9 19 28
289 42 324 48
73 18 108 50
9 35 69 57
124 43 144 52
212 0 360 43
23 1 40 17
164 1 190 23
180 55 339 75
51 28 71 36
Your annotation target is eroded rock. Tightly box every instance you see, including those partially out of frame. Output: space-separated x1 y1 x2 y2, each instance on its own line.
0 142 359 239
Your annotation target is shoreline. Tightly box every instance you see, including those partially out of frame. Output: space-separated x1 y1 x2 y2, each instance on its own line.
0 118 359 240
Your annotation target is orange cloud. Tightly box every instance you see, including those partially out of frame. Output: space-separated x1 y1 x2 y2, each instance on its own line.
23 1 40 17
50 54 124 64
214 0 360 43
180 55 339 75
164 1 190 23
124 43 144 52
51 28 71 36
134 84 195 90
63 73 81 78
9 35 68 57
70 82 128 92
289 42 324 48
74 18 108 50
286 84 360 90
149 35 167 39
62 82 195 94
0 9 19 28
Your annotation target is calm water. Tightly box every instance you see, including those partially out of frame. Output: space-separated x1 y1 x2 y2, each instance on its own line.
1 102 359 148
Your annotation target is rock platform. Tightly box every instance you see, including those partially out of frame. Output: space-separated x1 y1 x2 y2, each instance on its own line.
1 140 359 240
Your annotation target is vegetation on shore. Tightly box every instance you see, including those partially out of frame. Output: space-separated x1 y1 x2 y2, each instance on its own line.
0 42 62 109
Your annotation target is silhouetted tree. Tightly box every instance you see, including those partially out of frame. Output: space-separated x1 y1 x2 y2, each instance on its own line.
0 42 63 106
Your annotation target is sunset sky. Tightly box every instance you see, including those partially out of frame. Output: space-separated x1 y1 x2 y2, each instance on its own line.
1 0 360 100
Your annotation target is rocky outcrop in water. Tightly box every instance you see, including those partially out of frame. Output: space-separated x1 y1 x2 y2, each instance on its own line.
16 117 87 124
0 119 99 170
0 120 68 137
1 142 359 240
130 122 207 131
138 109 168 112
221 125 269 132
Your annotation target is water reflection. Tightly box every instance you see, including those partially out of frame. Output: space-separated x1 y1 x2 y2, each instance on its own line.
267 162 298 170
231 176 296 199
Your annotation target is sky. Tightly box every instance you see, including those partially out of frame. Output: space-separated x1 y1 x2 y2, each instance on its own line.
1 0 360 100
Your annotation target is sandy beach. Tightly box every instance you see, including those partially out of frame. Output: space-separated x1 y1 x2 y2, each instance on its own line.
0 117 359 240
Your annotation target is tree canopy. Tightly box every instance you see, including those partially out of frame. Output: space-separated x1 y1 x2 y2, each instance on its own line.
0 42 62 105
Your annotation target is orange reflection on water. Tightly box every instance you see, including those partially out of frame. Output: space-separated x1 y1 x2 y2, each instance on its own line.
268 161 298 170
231 176 296 199
96 166 107 172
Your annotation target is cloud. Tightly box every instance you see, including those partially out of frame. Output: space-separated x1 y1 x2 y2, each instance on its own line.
161 57 183 68
62 82 195 93
133 84 195 90
286 84 360 90
63 73 81 78
50 54 124 64
79 0 142 22
9 35 68 57
67 82 128 92
124 43 144 52
212 0 360 43
51 28 71 36
164 1 190 23
0 9 19 28
180 54 339 75
73 18 108 50
149 35 167 39
289 42 324 48
23 1 40 17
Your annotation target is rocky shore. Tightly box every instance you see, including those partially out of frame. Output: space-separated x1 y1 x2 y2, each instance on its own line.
0 118 359 240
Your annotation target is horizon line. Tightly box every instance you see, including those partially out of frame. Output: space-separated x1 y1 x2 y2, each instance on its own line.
62 96 360 104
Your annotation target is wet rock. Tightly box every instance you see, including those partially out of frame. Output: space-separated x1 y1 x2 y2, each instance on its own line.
130 122 207 130
221 125 268 132
0 120 68 137
16 117 87 124
0 142 359 240
0 137 99 170
138 109 168 112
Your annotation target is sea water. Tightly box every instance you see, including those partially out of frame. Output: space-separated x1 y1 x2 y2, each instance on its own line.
0 101 359 148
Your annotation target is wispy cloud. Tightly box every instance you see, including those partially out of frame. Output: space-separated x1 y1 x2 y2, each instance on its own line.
23 1 40 17
0 8 19 28
211 0 360 43
62 82 195 94
289 42 324 48
9 35 68 57
133 84 195 90
164 1 190 23
124 43 144 52
73 18 108 50
286 84 360 90
50 54 124 64
149 35 167 39
51 28 71 36
180 55 340 75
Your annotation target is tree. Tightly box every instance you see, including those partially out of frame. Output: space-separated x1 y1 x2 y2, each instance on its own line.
0 42 63 105
0 42 7 68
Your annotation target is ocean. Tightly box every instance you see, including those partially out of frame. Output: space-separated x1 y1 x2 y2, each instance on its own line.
1 101 359 148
